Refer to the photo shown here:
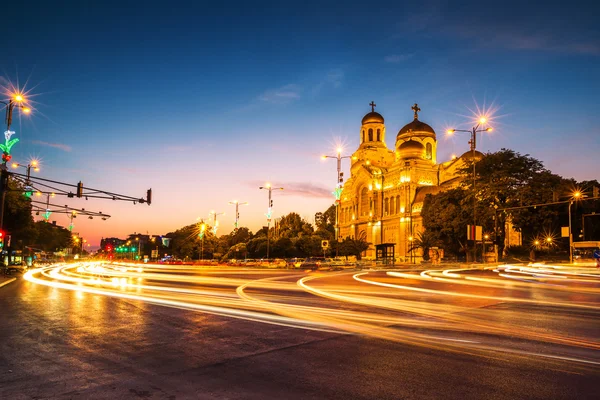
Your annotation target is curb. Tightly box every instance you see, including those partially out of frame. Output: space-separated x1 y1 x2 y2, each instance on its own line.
0 277 16 288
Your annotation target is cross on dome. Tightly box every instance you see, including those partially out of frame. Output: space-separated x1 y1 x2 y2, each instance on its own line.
369 101 376 112
411 103 421 120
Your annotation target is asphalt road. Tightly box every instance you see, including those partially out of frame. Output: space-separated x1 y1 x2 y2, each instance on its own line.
0 263 598 399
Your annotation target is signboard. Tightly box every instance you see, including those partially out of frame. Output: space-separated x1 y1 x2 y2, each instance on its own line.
467 225 482 241
561 227 570 238
321 240 330 249
151 249 158 258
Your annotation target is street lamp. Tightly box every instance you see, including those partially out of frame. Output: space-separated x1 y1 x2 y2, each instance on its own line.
447 117 493 262
11 159 40 183
322 147 352 256
1 92 31 167
0 94 32 232
198 220 207 260
208 210 224 236
228 200 248 231
568 190 583 264
259 183 284 260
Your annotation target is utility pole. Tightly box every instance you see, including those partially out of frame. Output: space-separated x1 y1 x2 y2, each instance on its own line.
259 183 283 260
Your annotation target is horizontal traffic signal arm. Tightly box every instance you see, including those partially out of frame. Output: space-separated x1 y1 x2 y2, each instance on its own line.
8 171 151 205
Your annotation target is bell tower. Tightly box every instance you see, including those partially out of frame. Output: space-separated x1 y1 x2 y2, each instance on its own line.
360 101 386 148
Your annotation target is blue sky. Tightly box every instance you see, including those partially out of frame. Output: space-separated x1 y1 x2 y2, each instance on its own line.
4 0 599 246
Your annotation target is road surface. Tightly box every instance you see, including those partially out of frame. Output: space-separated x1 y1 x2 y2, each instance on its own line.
0 262 597 399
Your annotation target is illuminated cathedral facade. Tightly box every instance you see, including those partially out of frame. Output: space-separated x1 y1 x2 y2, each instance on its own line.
338 103 480 260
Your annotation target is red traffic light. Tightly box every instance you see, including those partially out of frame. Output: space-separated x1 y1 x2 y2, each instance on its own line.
0 231 4 238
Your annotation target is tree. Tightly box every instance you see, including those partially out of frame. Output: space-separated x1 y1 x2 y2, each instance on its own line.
32 221 71 253
339 237 370 260
460 149 566 257
408 231 440 261
3 178 35 252
315 204 335 239
422 188 471 258
276 212 313 238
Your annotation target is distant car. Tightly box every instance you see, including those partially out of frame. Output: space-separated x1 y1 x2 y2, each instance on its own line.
300 258 322 270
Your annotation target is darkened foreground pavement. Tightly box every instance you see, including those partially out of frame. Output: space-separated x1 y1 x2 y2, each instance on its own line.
0 263 598 399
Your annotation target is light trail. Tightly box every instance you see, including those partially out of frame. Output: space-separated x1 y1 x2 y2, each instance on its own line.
23 261 600 371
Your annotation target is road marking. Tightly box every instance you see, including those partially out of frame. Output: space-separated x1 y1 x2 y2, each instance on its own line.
0 277 16 288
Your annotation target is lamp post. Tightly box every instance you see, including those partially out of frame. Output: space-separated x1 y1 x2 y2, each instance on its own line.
135 237 140 260
322 148 352 255
569 191 582 264
197 220 207 260
259 183 283 260
228 200 248 231
208 210 224 236
0 93 32 232
447 118 493 262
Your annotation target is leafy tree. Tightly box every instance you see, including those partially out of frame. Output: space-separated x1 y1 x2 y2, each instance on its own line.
295 235 323 257
408 231 441 261
32 221 71 253
422 188 471 258
315 204 335 239
276 212 313 238
338 237 370 260
3 178 35 251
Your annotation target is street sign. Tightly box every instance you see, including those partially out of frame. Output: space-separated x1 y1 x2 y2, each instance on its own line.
467 225 482 241
321 240 330 249
561 227 569 238
151 249 158 258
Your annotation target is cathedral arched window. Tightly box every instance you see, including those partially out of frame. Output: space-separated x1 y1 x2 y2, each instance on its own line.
384 198 389 215
426 143 432 160
390 196 395 214
396 195 400 214
360 187 369 217
362 130 365 143
368 129 373 141
377 129 381 141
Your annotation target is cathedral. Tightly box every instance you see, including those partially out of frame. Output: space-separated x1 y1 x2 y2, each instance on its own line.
338 103 481 261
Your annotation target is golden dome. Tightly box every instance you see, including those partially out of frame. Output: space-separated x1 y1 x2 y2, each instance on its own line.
398 139 424 159
460 150 484 162
362 111 384 125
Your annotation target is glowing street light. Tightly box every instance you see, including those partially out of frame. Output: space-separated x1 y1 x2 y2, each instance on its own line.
568 189 585 263
447 116 493 262
208 210 224 236
0 93 33 231
259 183 284 260
322 147 352 255
228 200 248 230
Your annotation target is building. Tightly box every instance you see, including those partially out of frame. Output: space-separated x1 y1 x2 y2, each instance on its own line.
338 103 492 261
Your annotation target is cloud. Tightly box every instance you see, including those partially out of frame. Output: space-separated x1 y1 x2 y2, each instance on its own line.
31 140 72 152
312 68 345 95
247 181 332 199
280 182 332 199
384 54 414 63
259 84 302 104
326 69 344 88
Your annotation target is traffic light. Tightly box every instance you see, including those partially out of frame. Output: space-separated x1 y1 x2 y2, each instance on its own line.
76 181 83 197
270 200 273 207
146 189 152 205
0 231 3 248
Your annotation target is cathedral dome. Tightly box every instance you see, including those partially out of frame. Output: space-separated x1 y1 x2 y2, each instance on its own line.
396 103 436 141
398 139 424 159
398 119 436 136
459 149 484 162
362 111 384 125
